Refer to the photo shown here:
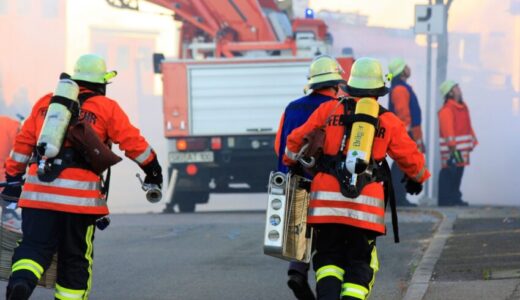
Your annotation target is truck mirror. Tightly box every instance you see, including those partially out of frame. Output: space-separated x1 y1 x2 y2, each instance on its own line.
153 53 165 74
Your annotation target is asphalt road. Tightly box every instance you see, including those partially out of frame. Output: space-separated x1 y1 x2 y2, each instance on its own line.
3 206 437 300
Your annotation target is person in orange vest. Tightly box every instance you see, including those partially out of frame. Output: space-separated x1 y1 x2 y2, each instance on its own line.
1 54 163 300
275 55 346 300
284 57 430 300
0 115 22 229
437 80 477 206
387 58 425 207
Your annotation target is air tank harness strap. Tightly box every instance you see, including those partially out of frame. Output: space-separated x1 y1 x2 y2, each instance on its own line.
50 95 80 119
33 148 92 182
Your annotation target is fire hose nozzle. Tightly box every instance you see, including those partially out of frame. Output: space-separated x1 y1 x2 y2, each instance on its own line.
136 173 163 203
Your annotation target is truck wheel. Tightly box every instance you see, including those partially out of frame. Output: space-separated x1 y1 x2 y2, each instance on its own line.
178 200 196 213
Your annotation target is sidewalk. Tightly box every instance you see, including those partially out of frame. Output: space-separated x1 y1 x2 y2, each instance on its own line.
407 206 520 300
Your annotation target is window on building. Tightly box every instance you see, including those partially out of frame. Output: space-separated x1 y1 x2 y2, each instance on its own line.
42 0 59 18
0 1 8 15
93 44 108 61
117 46 129 70
17 0 29 15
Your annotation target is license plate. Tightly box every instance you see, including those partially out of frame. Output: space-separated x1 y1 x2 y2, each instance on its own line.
169 151 214 163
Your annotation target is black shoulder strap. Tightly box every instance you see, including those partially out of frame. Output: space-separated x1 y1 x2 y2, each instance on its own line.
381 159 399 243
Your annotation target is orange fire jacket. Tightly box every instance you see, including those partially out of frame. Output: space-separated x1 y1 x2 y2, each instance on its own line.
284 98 430 234
0 116 20 182
438 98 477 168
6 89 156 215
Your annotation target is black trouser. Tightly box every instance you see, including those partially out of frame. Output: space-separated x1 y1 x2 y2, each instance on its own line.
312 224 378 300
438 165 465 206
7 208 97 299
390 161 409 205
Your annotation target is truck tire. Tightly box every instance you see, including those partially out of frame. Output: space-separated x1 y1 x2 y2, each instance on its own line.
176 191 210 213
178 199 196 213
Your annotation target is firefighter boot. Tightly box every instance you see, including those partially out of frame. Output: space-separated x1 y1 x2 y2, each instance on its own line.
287 271 316 300
6 279 34 300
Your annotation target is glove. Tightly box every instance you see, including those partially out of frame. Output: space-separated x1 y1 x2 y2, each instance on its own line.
402 176 423 195
141 156 163 188
1 174 23 201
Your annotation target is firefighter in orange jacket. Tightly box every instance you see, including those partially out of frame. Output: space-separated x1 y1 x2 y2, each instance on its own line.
0 116 22 229
284 58 430 300
275 55 346 300
437 80 477 206
388 58 424 207
1 54 163 300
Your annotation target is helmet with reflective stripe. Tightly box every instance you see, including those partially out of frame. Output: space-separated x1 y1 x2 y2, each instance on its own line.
344 57 388 97
306 55 346 91
440 80 457 98
388 58 406 77
71 54 117 84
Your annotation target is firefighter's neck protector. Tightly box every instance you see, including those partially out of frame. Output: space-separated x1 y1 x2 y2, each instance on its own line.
344 57 388 97
71 54 118 84
306 55 346 91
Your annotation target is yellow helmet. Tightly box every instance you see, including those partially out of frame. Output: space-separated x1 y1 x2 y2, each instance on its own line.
344 57 388 97
388 58 406 77
306 55 346 91
71 54 117 84
440 80 457 98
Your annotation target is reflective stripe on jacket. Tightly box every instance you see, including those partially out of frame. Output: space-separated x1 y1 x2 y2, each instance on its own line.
6 89 155 214
438 98 477 168
284 98 430 234
0 116 20 182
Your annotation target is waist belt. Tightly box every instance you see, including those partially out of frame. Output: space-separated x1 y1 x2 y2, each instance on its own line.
316 154 387 197
316 154 400 243
32 147 93 182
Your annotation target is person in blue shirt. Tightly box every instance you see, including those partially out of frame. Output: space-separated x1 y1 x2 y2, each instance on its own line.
274 55 346 300
387 58 425 207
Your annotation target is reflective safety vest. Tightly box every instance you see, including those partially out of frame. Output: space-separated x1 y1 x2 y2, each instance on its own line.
6 89 156 215
388 77 423 143
438 98 477 168
284 98 430 234
0 116 20 182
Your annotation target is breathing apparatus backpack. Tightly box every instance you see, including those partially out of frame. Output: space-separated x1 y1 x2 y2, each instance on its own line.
316 97 400 242
34 77 121 183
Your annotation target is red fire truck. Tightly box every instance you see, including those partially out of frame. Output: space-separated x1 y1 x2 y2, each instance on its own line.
107 0 353 212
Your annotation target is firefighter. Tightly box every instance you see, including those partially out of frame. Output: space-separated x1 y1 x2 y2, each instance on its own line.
1 54 163 300
0 115 22 229
437 80 477 206
284 57 430 300
275 55 346 300
387 58 425 207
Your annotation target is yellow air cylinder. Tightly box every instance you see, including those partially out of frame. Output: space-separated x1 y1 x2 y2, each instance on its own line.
345 97 379 176
37 79 79 158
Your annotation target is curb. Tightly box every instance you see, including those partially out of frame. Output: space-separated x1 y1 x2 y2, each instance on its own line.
403 209 457 300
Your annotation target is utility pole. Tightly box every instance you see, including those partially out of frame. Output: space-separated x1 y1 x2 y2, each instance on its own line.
431 0 454 202
423 0 433 203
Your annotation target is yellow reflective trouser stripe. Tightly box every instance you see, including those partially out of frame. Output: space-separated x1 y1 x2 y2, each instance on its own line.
11 259 44 280
367 242 379 299
55 283 86 300
341 283 369 299
316 265 345 282
84 225 94 300
54 225 93 300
